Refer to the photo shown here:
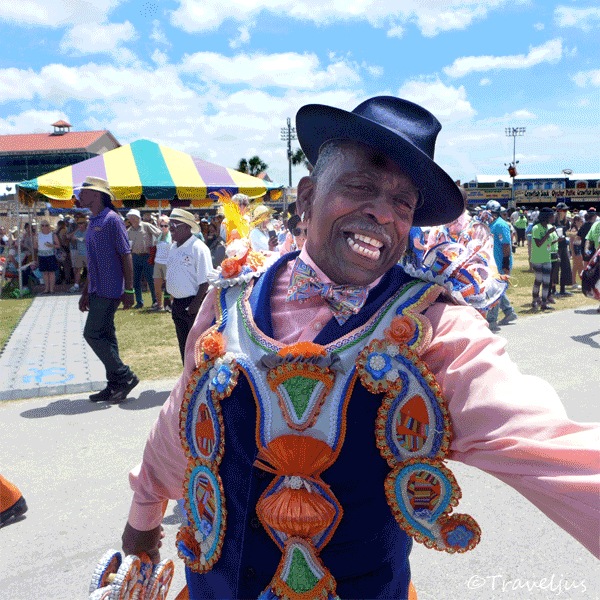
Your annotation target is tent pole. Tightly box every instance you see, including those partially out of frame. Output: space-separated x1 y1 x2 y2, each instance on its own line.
16 186 23 295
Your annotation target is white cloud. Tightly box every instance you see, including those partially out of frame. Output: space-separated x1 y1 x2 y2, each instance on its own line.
362 61 383 77
60 21 137 54
0 63 196 105
565 46 578 58
397 79 476 122
447 132 500 147
507 109 537 120
150 19 171 46
0 0 121 27
533 22 544 31
572 69 600 87
229 24 252 49
578 98 590 107
387 24 404 38
479 78 491 86
151 49 168 66
0 109 71 135
179 51 361 89
169 0 510 38
555 6 600 31
444 39 563 78
531 124 562 139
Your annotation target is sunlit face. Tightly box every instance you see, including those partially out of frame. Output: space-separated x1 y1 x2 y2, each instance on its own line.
128 215 141 228
297 142 418 286
292 220 308 250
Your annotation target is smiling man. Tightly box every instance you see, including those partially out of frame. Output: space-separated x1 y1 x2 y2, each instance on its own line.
121 97 599 600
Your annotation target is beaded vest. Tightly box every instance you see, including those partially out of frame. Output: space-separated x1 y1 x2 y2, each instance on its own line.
177 259 480 600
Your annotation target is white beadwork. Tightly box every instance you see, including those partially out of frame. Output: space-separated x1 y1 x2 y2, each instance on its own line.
369 355 386 371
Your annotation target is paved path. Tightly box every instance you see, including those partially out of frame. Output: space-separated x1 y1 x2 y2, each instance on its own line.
0 295 105 401
0 305 598 599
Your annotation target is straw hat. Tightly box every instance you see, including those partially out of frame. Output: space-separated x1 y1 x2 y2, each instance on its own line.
170 208 199 234
75 176 115 201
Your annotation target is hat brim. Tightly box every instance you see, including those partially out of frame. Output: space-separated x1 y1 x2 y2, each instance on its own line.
171 217 199 234
74 184 115 202
296 104 465 227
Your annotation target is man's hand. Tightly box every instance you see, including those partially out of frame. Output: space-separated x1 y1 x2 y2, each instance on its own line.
268 236 278 251
121 292 135 310
187 298 201 317
79 291 89 312
122 523 164 565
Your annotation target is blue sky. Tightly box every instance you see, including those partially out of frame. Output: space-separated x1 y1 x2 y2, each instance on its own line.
0 0 598 186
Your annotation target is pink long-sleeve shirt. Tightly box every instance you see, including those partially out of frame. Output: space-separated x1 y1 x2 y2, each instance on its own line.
128 249 600 557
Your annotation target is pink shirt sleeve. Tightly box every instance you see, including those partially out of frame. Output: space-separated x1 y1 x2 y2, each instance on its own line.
127 287 219 530
422 301 600 557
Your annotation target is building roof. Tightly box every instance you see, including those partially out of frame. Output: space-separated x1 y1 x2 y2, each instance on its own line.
0 130 117 154
475 175 512 184
514 173 600 180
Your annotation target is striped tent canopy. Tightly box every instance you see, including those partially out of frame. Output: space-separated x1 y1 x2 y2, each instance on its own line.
17 139 282 209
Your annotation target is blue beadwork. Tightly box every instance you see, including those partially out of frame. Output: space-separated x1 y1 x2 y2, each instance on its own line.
394 463 452 539
217 289 228 333
236 357 268 447
184 370 212 459
187 465 222 561
395 282 435 346
211 364 233 394
446 525 475 549
364 352 392 380
177 540 195 561
383 360 446 462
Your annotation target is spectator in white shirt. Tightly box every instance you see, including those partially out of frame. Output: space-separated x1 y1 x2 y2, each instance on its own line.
166 209 213 363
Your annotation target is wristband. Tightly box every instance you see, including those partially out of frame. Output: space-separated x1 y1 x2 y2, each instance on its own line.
502 256 510 272
124 289 134 294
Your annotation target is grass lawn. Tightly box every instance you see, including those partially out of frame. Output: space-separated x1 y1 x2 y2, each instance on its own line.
503 245 597 316
2 251 597 382
0 297 34 350
114 292 183 380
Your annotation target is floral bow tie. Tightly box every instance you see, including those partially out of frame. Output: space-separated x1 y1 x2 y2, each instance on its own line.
286 258 370 325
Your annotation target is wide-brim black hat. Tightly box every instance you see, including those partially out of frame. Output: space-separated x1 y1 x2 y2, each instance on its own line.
296 96 465 227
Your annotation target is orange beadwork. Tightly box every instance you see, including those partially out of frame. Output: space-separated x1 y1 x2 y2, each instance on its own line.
220 258 242 279
277 342 327 359
201 332 226 359
246 250 266 271
384 315 417 345
254 435 334 477
257 486 336 537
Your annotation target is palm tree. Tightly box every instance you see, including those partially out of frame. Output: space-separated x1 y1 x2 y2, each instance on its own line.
237 156 268 176
291 148 312 174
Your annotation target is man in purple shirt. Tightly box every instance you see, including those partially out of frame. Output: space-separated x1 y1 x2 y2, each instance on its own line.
77 177 139 404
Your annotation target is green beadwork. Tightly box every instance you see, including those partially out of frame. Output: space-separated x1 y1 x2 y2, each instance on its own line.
282 377 319 419
286 548 319 593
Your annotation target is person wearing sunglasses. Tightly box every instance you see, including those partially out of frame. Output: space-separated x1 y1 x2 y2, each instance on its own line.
151 216 172 312
279 213 308 256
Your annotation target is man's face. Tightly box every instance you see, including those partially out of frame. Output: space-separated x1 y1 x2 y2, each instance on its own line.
128 215 140 228
78 189 103 211
170 219 191 243
297 142 418 286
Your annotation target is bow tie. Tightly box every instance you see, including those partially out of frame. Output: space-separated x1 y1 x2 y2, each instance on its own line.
286 258 370 325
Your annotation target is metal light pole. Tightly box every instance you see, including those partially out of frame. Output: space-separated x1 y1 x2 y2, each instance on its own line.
561 168 573 205
505 127 525 209
280 118 297 188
